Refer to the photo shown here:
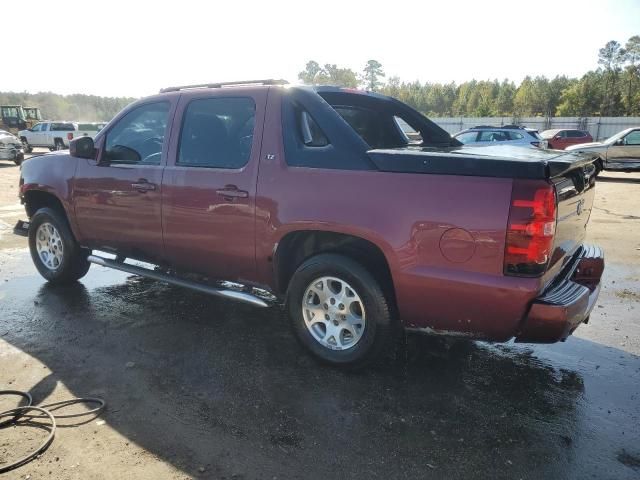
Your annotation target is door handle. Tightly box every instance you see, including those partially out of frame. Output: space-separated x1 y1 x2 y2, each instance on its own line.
131 179 156 192
216 186 248 200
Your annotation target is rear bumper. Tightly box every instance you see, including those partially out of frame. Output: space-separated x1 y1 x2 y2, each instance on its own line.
516 244 604 343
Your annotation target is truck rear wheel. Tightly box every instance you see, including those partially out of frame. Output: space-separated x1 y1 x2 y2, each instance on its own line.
28 208 91 284
287 253 393 368
53 139 65 151
20 138 32 154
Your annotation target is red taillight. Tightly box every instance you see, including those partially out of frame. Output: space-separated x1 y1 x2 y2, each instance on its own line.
504 180 557 276
67 132 74 140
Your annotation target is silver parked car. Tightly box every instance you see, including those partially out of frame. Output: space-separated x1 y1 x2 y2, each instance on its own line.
453 125 542 148
566 127 640 173
0 129 25 165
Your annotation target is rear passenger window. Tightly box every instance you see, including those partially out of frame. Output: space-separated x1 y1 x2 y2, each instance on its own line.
478 131 509 142
334 106 400 148
178 97 255 169
51 123 75 131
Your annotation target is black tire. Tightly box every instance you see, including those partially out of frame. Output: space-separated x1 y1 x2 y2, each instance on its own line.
54 139 65 151
29 207 91 284
287 253 393 369
595 158 604 176
14 153 24 166
20 138 32 154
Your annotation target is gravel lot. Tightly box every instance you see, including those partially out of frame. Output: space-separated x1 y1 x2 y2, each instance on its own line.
0 154 639 479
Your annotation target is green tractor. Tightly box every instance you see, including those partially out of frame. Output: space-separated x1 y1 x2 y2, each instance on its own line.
0 105 27 134
1 105 43 134
23 106 43 126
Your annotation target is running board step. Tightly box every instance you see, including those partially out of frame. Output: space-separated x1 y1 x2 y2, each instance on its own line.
87 255 269 308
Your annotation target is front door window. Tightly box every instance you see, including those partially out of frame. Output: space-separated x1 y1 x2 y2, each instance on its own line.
623 130 640 145
104 102 170 164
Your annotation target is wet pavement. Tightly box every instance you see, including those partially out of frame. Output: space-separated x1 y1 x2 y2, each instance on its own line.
1 252 639 479
1 167 639 479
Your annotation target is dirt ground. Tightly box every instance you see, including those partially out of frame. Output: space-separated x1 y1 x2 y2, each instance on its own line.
0 154 639 479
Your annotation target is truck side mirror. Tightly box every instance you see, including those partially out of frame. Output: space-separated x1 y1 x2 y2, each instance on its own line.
615 138 624 145
70 136 95 159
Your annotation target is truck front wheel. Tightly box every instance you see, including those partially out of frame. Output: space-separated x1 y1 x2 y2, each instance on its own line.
287 253 393 368
28 208 91 284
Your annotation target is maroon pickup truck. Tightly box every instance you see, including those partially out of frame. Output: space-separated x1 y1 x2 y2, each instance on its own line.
15 80 604 367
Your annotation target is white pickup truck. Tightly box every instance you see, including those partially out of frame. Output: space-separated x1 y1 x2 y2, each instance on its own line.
19 121 105 152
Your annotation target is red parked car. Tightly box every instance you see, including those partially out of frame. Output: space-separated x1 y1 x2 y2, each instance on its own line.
15 81 604 368
541 129 593 150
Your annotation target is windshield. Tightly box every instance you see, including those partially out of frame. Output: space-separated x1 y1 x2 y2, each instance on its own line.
1 106 25 120
604 129 632 144
24 108 42 120
526 130 542 140
540 129 560 139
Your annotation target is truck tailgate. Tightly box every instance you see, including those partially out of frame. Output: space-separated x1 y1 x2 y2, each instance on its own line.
545 156 597 281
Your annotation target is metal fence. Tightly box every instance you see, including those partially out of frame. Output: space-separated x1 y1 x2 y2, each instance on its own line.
432 117 640 141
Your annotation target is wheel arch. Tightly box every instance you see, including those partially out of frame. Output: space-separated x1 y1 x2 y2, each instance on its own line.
23 189 69 224
273 229 398 310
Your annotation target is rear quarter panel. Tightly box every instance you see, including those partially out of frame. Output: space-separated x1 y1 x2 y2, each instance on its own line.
256 91 540 339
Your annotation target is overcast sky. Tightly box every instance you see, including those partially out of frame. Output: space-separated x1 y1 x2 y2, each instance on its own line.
4 0 639 98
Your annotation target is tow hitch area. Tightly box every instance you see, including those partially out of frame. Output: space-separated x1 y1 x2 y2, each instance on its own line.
13 220 29 237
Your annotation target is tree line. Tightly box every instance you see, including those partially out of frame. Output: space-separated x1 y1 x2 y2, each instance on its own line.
0 91 136 122
299 36 640 117
2 36 637 121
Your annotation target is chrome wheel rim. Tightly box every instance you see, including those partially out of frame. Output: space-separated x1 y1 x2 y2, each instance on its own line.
302 276 366 351
35 222 64 270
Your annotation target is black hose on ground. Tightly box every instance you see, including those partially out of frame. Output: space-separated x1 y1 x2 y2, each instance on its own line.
0 390 32 428
0 390 105 474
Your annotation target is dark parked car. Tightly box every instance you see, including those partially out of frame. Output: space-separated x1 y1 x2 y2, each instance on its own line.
541 129 593 150
15 80 604 367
